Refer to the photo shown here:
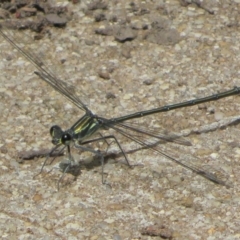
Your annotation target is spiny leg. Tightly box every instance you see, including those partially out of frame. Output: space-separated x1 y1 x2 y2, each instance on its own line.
33 145 65 179
74 143 108 184
58 134 135 188
82 135 132 167
57 145 81 190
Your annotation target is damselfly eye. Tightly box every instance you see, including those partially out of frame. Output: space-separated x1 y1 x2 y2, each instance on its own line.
61 133 72 145
50 125 64 145
50 125 62 137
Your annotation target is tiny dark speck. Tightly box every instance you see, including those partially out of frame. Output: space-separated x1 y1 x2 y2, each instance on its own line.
106 92 116 99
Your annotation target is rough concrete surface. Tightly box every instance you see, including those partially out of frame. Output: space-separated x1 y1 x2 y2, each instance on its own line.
0 0 240 239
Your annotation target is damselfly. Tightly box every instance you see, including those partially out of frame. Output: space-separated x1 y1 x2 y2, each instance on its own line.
0 24 239 188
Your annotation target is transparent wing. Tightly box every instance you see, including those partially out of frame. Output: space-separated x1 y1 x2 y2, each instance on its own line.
115 120 192 146
108 121 230 187
0 21 89 113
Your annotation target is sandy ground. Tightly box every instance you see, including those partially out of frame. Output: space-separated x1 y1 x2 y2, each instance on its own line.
0 0 240 239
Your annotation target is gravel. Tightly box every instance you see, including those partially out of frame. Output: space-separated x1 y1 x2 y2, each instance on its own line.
0 0 240 239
